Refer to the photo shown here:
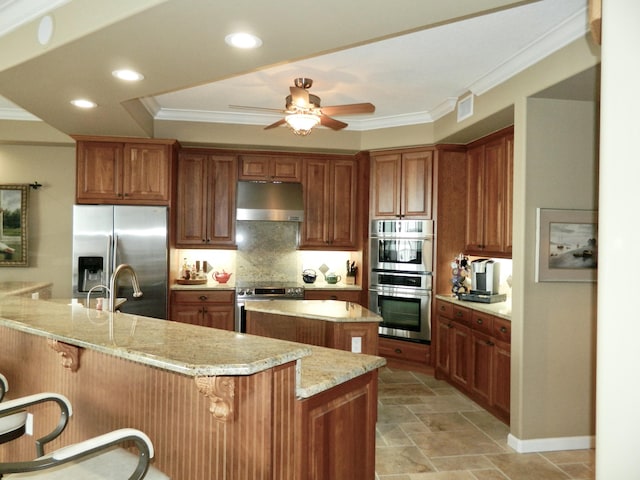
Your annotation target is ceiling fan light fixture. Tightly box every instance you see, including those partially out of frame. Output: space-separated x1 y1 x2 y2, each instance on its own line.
285 113 320 136
225 32 262 49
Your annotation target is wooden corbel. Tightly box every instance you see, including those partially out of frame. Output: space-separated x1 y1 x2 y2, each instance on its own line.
47 339 80 372
195 376 235 422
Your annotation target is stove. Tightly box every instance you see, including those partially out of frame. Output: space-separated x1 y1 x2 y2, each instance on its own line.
236 281 304 300
235 282 304 332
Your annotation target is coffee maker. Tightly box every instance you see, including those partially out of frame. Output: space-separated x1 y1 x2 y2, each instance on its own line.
459 259 507 303
471 259 500 294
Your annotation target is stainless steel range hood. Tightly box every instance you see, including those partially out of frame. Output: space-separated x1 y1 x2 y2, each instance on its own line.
236 181 304 222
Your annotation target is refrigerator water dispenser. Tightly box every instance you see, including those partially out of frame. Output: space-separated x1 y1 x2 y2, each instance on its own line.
78 256 104 292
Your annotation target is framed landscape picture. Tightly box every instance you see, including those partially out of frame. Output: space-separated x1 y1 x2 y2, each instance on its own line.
535 208 597 282
0 185 29 267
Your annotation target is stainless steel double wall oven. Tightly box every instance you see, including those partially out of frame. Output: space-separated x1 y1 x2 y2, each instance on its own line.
369 219 434 343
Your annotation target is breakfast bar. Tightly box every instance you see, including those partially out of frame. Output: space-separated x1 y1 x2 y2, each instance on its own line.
0 295 384 479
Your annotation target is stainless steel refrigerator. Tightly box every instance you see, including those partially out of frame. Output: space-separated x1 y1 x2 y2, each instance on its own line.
72 205 168 319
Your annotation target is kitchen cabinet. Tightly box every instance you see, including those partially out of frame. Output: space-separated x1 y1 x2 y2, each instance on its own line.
170 290 235 330
464 127 513 257
377 337 431 374
238 154 302 182
304 289 361 303
300 157 358 249
434 299 511 424
175 151 237 248
74 136 178 205
370 149 433 219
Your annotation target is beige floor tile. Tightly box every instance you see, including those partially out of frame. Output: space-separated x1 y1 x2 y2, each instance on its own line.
461 411 510 440
556 462 595 479
380 369 424 384
486 453 571 480
540 450 595 466
411 430 504 457
379 404 422 424
375 446 435 476
379 383 437 397
381 395 435 406
470 469 509 479
430 455 495 471
378 423 414 446
406 471 477 479
415 412 478 432
408 394 482 414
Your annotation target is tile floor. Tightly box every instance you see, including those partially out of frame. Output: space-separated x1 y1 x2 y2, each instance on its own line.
375 367 595 479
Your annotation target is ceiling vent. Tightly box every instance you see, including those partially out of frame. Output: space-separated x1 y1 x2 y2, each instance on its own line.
457 94 474 122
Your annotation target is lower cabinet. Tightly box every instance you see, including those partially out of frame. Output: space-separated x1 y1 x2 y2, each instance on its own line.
170 290 235 330
434 299 511 424
377 337 431 373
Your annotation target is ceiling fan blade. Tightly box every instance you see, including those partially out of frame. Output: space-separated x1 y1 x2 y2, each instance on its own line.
264 118 287 130
229 104 285 113
320 115 348 130
289 86 310 108
320 103 375 116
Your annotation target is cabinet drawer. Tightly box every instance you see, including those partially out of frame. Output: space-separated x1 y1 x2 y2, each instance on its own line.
435 300 452 318
470 311 493 335
172 290 234 304
378 338 429 364
451 306 470 326
492 317 511 342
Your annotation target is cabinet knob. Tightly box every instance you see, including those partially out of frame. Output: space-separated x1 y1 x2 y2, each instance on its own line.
439 305 445 311
447 323 453 329
394 348 402 354
486 340 495 346
500 326 508 333
199 295 208 301
455 311 463 318
476 318 483 325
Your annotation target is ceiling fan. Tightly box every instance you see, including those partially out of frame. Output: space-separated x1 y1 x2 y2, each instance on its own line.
230 78 375 136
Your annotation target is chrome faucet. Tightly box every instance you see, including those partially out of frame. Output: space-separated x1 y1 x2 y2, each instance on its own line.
109 264 143 313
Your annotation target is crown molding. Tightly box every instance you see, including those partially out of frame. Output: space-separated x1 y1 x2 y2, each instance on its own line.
0 107 40 121
468 6 589 96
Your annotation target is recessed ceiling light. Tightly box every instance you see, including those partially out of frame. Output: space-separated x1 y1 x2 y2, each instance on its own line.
225 32 262 49
37 15 54 46
112 69 145 81
70 99 97 109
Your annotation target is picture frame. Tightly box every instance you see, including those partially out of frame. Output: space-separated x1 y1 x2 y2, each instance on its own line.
535 208 597 282
0 184 29 267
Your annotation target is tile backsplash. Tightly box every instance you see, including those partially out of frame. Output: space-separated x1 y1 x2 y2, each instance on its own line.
177 221 359 285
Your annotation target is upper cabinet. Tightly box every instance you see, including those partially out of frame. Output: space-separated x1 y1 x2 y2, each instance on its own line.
74 136 178 205
370 149 433 219
238 155 302 182
300 156 359 250
175 151 237 248
464 127 514 257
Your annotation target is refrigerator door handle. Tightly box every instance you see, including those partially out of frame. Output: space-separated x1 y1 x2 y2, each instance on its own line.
109 234 115 274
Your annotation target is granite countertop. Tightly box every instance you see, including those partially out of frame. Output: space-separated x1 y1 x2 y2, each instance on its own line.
245 299 382 323
0 296 384 398
171 281 235 291
0 281 53 298
435 294 512 320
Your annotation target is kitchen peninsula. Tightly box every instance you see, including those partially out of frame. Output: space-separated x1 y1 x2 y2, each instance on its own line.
245 299 382 355
0 295 384 480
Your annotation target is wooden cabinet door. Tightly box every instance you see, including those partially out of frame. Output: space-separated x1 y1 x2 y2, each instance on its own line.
470 330 493 405
170 304 204 325
492 339 511 420
371 153 401 217
434 315 452 377
328 159 357 248
176 153 209 246
504 133 514 254
239 155 301 182
465 144 485 252
76 141 123 202
202 305 235 330
206 155 237 246
450 321 471 391
123 143 171 203
481 137 507 253
402 150 433 218
301 159 331 246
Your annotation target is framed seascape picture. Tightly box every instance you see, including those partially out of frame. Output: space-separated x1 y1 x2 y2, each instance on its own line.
535 208 597 282
0 185 29 267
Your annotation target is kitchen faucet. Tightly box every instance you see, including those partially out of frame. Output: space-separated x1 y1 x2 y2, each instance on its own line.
109 264 143 313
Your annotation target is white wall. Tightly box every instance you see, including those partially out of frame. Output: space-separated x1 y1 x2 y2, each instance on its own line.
596 0 640 476
0 144 76 297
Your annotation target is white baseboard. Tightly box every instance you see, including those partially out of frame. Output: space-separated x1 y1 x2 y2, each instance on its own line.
507 433 595 453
